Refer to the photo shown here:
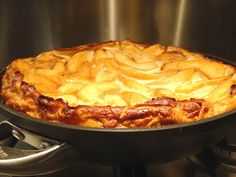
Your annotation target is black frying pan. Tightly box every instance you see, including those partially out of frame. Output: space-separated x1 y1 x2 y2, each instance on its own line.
0 56 236 176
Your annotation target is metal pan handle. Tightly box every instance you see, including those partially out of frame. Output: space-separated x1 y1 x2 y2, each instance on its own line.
0 121 79 176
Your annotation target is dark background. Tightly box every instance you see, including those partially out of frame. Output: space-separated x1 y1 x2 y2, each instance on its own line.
0 0 236 68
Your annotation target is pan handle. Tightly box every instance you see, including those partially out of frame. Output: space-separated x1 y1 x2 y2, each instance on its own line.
0 121 79 176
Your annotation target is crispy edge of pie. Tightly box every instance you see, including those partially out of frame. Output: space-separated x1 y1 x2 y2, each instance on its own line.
1 65 210 128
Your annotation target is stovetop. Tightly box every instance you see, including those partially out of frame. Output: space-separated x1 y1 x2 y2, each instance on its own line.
0 158 225 177
26 159 209 177
0 148 234 177
0 159 209 177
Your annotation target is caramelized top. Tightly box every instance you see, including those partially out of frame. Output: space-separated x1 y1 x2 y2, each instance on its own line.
11 41 236 115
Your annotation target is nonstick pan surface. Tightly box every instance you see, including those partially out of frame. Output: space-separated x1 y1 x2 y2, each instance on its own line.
0 55 236 166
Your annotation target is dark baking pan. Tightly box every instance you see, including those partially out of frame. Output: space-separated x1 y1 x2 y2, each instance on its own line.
0 55 235 176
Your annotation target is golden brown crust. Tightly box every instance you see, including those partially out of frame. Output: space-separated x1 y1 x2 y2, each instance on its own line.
1 70 209 128
1 40 236 128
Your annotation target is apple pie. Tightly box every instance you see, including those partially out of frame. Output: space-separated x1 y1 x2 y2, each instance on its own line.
1 40 236 128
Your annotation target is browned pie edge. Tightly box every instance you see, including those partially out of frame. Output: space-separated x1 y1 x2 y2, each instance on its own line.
1 67 210 128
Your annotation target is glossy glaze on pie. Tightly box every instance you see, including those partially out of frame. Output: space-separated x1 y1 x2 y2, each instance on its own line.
1 41 236 128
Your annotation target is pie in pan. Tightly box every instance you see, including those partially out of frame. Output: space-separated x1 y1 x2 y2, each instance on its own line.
1 40 236 128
